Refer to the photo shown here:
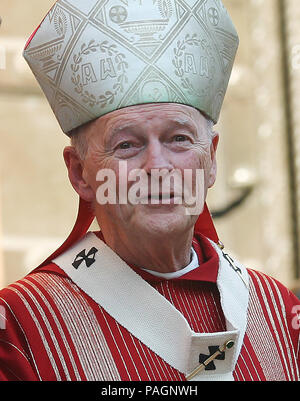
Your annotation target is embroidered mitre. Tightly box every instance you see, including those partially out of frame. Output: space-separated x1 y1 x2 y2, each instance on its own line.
23 0 239 134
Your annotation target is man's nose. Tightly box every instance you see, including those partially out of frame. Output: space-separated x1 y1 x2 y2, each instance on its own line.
143 140 173 174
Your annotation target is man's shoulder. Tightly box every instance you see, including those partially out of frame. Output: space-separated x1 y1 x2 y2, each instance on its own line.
246 268 300 310
0 263 71 311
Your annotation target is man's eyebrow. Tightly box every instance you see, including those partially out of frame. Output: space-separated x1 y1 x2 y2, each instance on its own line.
171 118 196 129
165 118 198 136
104 122 137 145
109 122 137 138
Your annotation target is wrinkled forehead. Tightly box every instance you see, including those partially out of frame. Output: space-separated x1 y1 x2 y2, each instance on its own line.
90 103 206 137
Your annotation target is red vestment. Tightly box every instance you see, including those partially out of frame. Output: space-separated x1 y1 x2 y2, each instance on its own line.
0 232 299 381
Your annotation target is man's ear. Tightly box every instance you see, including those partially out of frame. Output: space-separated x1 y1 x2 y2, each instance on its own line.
208 133 219 189
63 146 95 202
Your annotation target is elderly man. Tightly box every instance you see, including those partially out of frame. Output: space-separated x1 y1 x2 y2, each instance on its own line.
0 0 299 382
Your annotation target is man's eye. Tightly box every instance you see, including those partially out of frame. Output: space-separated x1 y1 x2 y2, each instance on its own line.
174 135 189 142
118 142 132 149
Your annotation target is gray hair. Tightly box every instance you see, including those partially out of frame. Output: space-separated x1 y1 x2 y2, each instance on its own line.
69 114 215 161
69 124 89 161
206 118 215 140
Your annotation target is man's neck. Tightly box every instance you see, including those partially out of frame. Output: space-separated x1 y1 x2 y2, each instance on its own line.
101 228 194 274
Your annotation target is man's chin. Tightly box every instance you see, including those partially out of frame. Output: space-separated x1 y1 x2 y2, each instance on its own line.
132 207 197 236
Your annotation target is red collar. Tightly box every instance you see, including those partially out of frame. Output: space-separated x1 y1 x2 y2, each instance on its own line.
183 234 219 283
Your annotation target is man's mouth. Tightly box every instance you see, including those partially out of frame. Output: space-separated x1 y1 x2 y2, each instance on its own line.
149 193 175 200
142 192 183 204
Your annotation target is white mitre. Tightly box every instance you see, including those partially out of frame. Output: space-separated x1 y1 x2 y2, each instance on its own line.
23 0 239 135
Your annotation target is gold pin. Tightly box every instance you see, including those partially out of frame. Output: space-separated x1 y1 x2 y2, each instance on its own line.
217 241 225 250
186 340 235 381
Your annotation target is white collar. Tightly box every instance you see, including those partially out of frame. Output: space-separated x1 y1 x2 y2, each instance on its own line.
140 246 199 279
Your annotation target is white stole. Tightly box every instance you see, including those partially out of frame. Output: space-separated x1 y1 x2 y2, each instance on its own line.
53 232 249 381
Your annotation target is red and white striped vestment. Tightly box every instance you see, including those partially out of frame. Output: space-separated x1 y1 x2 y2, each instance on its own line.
0 232 299 381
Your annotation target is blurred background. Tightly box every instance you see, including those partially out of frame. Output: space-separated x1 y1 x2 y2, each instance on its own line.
0 0 299 295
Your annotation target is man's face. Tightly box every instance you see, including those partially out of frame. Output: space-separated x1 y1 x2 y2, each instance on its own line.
78 103 217 238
